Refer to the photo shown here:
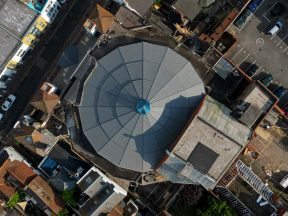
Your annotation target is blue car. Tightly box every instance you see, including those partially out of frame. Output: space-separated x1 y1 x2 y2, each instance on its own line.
274 86 287 98
247 0 263 12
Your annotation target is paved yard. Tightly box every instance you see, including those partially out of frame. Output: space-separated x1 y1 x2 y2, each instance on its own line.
225 0 288 92
245 117 288 201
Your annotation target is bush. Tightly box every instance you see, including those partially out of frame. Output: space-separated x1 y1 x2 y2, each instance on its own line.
6 191 25 209
58 208 69 216
61 189 77 207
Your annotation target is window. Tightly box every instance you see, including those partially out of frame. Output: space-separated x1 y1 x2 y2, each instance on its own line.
19 50 26 58
16 49 23 57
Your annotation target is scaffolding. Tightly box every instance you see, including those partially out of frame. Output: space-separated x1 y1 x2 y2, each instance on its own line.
214 186 254 216
236 160 274 202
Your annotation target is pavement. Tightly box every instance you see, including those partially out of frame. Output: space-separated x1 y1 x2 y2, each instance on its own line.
0 0 95 137
225 0 288 92
244 117 288 202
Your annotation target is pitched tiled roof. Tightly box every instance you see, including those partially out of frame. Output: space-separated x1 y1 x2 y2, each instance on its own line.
0 184 16 199
0 159 11 184
0 160 16 199
15 129 57 157
31 91 60 114
6 161 37 186
85 4 115 33
27 176 65 214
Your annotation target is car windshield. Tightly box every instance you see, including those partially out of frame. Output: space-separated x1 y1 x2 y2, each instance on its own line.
2 102 8 108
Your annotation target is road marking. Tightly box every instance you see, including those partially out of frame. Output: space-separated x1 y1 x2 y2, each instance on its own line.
263 2 278 22
282 46 288 52
237 53 251 67
252 65 263 78
231 48 243 61
256 38 264 47
276 33 288 46
270 33 277 40
236 0 265 32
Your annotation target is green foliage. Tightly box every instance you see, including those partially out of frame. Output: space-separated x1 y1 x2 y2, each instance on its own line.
171 194 236 216
61 189 77 207
198 196 236 216
58 207 69 216
6 191 25 209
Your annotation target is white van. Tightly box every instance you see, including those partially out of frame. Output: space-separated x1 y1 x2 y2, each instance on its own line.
267 21 283 35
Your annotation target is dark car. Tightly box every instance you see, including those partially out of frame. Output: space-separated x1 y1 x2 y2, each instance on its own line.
234 9 252 28
245 64 259 76
248 0 263 12
274 86 287 98
270 3 285 17
260 74 273 86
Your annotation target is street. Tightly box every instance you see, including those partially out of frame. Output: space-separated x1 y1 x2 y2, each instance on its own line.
0 0 96 137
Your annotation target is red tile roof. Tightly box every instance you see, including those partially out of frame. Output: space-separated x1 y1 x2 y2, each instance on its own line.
27 176 65 214
6 161 37 186
0 184 16 199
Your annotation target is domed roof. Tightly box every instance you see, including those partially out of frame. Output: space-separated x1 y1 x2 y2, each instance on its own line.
78 42 205 172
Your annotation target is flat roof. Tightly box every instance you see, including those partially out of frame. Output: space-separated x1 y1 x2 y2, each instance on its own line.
242 85 274 113
0 0 37 67
47 141 90 173
212 57 234 79
0 30 19 68
0 0 37 37
173 95 251 179
173 0 202 21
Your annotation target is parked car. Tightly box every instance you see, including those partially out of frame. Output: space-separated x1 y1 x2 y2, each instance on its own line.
0 112 3 121
260 74 273 86
248 0 263 12
245 64 259 76
266 21 283 35
234 9 252 28
280 175 288 189
1 94 16 111
270 2 285 18
273 86 287 98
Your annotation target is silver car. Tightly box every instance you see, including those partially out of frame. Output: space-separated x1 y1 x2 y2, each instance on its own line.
2 94 16 111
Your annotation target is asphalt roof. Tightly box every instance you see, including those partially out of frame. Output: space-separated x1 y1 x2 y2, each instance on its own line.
78 42 205 172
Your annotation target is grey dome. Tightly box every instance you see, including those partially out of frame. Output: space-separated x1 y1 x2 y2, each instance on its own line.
78 42 205 172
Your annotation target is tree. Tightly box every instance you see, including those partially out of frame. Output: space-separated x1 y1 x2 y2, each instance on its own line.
199 196 236 216
58 208 69 216
6 191 25 209
61 189 77 207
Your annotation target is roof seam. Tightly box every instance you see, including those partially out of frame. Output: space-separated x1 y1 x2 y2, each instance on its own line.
117 47 142 99
144 47 169 101
118 114 141 168
150 82 204 105
148 61 190 102
81 109 136 132
96 112 139 152
95 62 139 102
